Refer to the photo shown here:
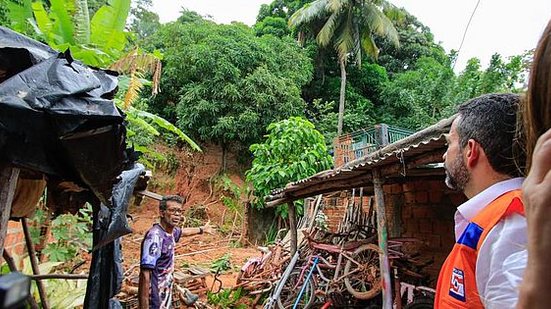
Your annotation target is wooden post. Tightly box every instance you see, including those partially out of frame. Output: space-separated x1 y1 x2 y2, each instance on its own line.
21 218 50 309
0 165 19 257
288 201 297 256
372 168 392 309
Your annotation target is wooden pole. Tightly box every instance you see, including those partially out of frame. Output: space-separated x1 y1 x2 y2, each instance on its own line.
372 168 392 309
288 201 297 256
0 165 19 257
30 274 88 280
3 250 40 309
21 218 50 309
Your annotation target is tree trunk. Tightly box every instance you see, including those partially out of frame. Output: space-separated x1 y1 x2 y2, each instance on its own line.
221 143 227 172
337 59 347 137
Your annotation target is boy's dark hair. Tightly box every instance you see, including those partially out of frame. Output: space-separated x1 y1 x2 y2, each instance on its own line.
456 93 523 177
159 195 185 211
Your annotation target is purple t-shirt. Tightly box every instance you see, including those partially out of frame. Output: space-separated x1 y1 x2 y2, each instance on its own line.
140 224 182 309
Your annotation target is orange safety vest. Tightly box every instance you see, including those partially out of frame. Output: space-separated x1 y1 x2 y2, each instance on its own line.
434 189 524 309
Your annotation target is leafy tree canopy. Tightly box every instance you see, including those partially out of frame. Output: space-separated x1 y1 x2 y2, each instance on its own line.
246 117 332 216
145 19 313 149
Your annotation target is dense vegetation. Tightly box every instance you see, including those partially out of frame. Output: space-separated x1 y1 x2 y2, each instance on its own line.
0 0 531 212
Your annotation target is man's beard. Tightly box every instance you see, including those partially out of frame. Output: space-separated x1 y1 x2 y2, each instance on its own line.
444 154 470 191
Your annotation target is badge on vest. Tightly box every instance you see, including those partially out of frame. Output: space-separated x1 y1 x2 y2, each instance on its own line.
449 268 466 302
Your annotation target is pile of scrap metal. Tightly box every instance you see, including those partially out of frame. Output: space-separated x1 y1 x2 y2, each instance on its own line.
238 194 432 309
0 26 147 308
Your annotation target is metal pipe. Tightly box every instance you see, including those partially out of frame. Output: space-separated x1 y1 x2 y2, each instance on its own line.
264 250 300 309
21 218 49 309
292 256 318 309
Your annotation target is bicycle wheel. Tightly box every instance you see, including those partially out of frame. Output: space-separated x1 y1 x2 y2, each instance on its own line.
343 244 382 300
277 271 315 309
404 296 434 309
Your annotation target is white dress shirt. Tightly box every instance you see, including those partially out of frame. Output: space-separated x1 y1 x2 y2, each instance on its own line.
453 177 527 309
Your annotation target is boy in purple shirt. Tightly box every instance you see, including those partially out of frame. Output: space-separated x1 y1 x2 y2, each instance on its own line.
138 195 214 309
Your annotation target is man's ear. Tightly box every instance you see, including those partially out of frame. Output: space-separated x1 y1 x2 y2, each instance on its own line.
465 139 480 168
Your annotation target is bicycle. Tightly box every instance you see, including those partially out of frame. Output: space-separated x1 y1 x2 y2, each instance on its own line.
277 233 381 308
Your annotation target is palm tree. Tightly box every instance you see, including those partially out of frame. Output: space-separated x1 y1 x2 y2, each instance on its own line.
289 0 399 136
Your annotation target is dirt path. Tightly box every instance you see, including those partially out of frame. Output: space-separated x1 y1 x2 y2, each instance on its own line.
119 144 259 304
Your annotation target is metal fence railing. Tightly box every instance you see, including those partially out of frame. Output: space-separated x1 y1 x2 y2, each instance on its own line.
333 124 413 166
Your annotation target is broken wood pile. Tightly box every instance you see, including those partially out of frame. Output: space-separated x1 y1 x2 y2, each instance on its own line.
118 265 210 308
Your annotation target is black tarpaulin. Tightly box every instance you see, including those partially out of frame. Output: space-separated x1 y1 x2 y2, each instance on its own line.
0 27 141 309
0 26 128 205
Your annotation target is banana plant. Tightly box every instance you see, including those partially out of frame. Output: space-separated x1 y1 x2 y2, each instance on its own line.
7 0 130 67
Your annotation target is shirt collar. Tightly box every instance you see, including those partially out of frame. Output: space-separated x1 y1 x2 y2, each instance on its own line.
457 177 524 221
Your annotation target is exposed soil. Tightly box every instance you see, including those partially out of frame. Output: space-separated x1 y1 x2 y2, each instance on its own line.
120 143 259 303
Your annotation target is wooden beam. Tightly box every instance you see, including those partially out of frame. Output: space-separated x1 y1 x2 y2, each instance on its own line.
22 218 49 309
288 201 297 256
134 190 163 201
372 168 392 309
380 150 444 177
0 165 19 257
29 274 88 280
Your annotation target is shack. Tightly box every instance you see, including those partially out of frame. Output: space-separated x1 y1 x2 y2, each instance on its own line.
0 26 144 309
266 116 467 308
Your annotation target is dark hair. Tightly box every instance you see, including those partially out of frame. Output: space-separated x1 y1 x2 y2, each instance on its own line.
159 195 185 211
456 93 523 177
523 19 551 172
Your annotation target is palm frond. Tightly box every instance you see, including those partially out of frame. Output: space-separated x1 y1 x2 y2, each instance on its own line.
316 12 340 47
288 0 329 27
352 23 361 66
382 2 406 26
361 33 379 60
363 2 399 47
326 0 346 13
333 9 354 62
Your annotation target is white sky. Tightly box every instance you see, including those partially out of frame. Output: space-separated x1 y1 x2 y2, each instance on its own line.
151 0 551 72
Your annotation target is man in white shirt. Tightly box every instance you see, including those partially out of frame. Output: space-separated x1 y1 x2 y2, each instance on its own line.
434 93 527 309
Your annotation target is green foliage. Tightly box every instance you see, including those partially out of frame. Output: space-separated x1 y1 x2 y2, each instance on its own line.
289 0 399 64
214 174 247 211
264 221 279 245
6 0 130 67
210 253 232 273
254 16 289 37
128 0 160 43
28 204 93 263
246 117 332 215
43 206 93 262
379 56 455 129
0 1 11 27
207 287 247 309
145 21 313 149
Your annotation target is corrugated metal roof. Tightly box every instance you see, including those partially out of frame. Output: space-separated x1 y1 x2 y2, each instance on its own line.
267 116 455 204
